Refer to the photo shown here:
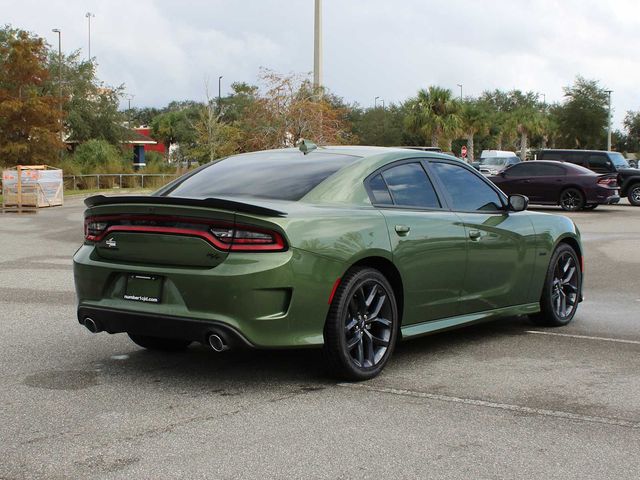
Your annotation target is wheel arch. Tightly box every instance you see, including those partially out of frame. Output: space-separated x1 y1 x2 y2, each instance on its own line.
349 256 405 328
556 235 583 272
558 184 586 202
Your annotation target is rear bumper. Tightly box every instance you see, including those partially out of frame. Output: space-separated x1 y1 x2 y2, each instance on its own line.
73 244 344 347
78 306 254 348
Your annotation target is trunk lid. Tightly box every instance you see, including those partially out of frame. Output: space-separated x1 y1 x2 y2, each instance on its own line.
84 195 287 268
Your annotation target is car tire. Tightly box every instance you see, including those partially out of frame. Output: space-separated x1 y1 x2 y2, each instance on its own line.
530 243 582 327
322 267 399 381
559 188 585 211
128 333 192 351
628 183 640 206
583 204 598 210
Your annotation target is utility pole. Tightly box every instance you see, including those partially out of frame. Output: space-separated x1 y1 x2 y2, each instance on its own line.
313 0 323 91
606 90 612 151
52 29 63 159
85 12 95 61
457 84 463 102
374 96 379 109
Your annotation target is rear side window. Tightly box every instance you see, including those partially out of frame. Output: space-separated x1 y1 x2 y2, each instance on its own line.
377 163 441 208
165 151 360 201
368 174 393 205
430 162 503 212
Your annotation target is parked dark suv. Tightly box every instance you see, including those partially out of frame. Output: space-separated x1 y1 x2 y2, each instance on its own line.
537 149 640 206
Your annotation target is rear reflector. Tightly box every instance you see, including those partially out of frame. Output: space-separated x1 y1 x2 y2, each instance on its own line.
84 215 287 252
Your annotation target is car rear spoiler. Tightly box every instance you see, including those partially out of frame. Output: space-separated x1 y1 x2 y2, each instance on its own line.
84 195 287 217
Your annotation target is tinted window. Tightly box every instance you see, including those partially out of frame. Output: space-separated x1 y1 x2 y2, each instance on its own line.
430 162 503 211
165 151 360 201
588 154 612 173
534 163 565 176
380 163 440 208
368 174 393 205
504 163 539 177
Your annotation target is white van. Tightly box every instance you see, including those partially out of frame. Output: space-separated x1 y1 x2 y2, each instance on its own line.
477 150 521 175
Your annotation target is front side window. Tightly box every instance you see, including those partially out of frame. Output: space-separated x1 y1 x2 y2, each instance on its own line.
377 162 441 208
430 162 503 212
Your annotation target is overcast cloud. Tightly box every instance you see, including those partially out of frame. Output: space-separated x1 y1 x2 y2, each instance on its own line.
3 0 639 128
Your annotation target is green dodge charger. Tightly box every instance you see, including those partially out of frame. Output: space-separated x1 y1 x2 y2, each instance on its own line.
73 145 583 380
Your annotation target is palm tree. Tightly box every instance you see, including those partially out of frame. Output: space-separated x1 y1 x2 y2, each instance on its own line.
405 86 461 148
459 100 489 161
505 91 545 160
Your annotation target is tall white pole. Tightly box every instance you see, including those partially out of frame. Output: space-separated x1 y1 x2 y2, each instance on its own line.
606 90 612 151
313 0 323 90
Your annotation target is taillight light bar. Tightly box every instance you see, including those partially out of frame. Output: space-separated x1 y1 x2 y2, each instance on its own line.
84 215 287 252
597 177 617 187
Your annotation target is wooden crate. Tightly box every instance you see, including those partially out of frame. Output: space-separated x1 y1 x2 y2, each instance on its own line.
2 166 64 208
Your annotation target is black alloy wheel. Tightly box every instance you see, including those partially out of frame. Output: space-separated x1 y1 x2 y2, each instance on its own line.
323 267 398 380
531 243 581 327
629 184 640 206
559 188 585 211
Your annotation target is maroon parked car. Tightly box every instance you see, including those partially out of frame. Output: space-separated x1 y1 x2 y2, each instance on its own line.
489 160 619 211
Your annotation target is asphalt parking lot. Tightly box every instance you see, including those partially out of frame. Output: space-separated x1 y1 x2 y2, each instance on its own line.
1 196 639 479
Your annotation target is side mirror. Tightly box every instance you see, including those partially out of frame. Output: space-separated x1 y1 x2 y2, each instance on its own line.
508 194 528 212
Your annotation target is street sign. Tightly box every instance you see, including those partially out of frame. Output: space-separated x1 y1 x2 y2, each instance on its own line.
461 145 467 158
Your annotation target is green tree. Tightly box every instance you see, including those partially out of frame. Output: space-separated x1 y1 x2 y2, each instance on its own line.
459 100 489 161
47 50 124 144
623 110 640 152
504 90 545 160
151 107 199 160
556 76 609 149
0 26 64 165
405 86 461 149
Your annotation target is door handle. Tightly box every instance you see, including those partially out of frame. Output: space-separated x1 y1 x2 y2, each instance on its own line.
523 179 531 183
469 229 481 240
395 225 411 236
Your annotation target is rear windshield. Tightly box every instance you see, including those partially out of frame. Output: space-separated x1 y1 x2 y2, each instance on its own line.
164 150 360 201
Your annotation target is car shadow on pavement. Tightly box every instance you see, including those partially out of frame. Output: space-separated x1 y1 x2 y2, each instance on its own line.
93 316 533 389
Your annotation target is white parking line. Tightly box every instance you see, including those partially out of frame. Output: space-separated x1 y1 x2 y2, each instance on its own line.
526 330 640 345
338 383 640 429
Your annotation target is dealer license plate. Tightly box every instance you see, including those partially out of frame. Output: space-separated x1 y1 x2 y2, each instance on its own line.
124 274 163 303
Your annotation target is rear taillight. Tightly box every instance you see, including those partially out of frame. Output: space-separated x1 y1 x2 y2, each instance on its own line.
84 215 286 252
597 177 617 187
210 225 286 251
85 219 108 241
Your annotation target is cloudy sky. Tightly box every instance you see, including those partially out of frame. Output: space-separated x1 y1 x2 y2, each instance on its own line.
3 0 639 127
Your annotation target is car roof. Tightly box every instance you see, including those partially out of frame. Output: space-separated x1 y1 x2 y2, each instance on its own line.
530 160 596 174
540 149 611 154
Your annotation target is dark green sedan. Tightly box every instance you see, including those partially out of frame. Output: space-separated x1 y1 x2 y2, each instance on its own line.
73 146 583 380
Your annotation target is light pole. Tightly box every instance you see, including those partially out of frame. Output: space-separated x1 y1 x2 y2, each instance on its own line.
218 75 223 114
457 84 463 101
52 29 63 159
374 96 379 109
313 0 323 90
381 99 385 110
606 90 612 151
85 12 95 61
127 94 135 126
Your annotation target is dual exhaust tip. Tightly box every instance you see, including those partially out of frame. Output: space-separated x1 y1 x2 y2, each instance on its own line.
207 333 229 353
82 317 230 352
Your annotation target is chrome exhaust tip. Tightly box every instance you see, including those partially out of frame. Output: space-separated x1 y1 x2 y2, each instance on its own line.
207 333 228 352
83 317 101 333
